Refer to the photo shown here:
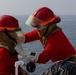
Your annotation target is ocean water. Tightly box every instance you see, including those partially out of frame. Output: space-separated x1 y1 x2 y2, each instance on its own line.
14 15 76 75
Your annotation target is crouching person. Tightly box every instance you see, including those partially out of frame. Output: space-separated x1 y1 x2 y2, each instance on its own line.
40 54 76 75
0 15 29 75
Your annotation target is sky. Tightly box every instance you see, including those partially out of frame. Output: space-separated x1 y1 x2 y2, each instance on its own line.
0 0 76 15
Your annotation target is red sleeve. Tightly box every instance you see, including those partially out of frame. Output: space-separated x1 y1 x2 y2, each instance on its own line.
0 48 11 75
37 39 57 64
37 32 61 63
24 29 40 43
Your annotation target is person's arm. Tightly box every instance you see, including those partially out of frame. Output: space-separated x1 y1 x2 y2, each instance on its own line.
15 44 39 62
0 48 11 75
17 29 39 43
14 40 57 64
15 32 59 63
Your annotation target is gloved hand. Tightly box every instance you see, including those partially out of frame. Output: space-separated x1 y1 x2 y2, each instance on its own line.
26 61 36 73
17 35 25 43
14 44 39 62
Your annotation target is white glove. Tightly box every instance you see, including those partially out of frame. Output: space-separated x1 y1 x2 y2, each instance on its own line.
17 35 25 43
14 44 39 62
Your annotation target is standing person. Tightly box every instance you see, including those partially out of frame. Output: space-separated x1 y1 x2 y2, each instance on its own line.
0 15 29 75
15 7 76 63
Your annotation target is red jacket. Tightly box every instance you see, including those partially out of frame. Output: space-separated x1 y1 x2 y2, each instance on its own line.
24 29 76 63
0 47 22 75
